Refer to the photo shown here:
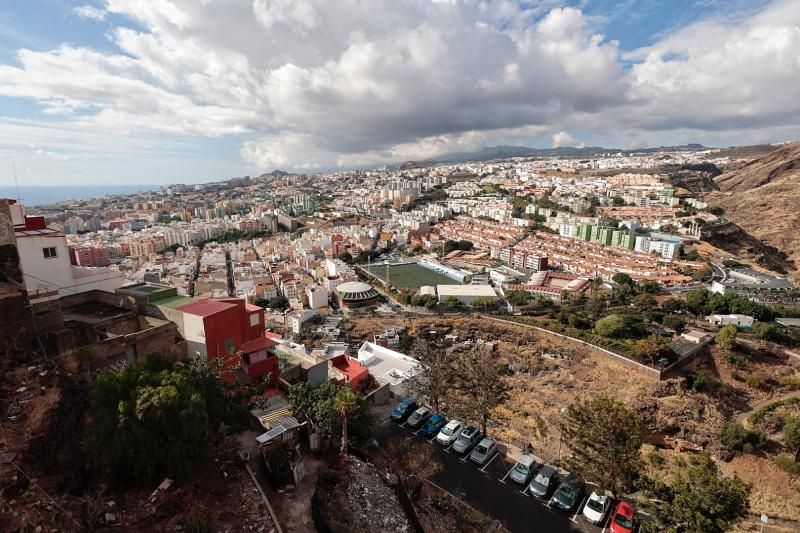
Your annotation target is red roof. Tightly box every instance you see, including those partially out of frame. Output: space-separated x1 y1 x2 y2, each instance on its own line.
264 331 283 340
245 303 262 312
178 299 236 317
240 337 278 353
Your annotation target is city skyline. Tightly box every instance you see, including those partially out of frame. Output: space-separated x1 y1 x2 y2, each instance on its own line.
1 0 799 186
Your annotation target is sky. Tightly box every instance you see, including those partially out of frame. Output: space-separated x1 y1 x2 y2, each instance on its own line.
0 0 799 186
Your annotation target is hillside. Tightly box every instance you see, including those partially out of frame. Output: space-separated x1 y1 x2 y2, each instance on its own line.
706 142 800 281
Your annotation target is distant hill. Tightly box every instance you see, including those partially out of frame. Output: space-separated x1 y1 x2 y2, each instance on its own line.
705 142 800 280
399 161 429 170
259 169 291 178
430 144 708 163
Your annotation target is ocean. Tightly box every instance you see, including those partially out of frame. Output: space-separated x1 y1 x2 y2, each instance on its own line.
0 185 159 207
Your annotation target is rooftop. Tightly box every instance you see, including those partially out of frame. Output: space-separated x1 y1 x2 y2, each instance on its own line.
178 299 236 317
356 341 421 386
436 284 497 297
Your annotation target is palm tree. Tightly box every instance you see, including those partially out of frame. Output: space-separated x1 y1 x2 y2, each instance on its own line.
334 388 358 456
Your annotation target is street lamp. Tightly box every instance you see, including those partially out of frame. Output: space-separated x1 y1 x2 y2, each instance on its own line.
556 406 567 465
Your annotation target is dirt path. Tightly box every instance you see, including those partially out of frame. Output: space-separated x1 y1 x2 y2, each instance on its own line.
265 455 325 533
735 391 800 426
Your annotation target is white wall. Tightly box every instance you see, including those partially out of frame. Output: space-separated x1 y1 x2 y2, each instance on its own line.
17 235 74 293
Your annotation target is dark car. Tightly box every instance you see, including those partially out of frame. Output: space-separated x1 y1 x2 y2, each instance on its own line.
419 413 447 438
552 473 585 511
528 465 558 498
406 407 432 428
452 426 482 454
390 397 417 423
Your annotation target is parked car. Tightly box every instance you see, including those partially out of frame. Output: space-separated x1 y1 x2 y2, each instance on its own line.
528 465 558 498
469 437 497 466
406 407 431 429
582 491 611 525
435 420 464 446
553 473 585 511
609 501 637 533
420 413 448 438
509 455 536 485
390 397 417 422
452 426 482 454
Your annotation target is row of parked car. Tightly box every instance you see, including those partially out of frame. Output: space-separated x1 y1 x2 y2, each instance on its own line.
391 397 639 533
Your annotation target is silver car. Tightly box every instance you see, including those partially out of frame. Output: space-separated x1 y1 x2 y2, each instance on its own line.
509 455 536 485
452 426 482 454
469 437 497 466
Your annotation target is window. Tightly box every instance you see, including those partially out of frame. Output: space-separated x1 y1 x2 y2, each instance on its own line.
42 247 57 259
223 337 235 354
249 313 261 327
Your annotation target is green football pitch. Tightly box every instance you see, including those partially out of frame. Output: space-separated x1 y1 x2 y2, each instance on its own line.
364 263 460 290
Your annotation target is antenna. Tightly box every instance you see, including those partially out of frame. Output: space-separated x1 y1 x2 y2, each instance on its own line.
12 163 21 202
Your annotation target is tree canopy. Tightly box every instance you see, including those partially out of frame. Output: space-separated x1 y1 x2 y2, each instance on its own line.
288 380 374 448
562 395 643 495
646 453 750 533
84 354 237 486
716 325 738 351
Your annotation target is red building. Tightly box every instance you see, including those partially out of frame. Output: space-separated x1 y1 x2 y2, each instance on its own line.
328 353 369 392
71 245 111 267
178 298 279 384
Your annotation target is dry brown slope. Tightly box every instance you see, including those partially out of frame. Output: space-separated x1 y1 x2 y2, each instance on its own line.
707 141 800 281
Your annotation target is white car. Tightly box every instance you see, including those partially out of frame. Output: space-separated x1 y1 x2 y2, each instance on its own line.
582 491 611 525
436 420 464 446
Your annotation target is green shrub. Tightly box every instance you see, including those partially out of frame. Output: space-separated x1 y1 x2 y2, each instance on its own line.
686 372 707 392
720 423 766 453
774 454 799 475
745 372 771 390
784 417 800 450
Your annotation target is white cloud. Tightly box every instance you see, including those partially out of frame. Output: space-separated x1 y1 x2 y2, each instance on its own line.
73 5 107 22
552 131 576 148
1 0 800 172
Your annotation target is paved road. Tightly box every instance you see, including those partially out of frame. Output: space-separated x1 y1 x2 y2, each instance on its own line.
374 418 610 533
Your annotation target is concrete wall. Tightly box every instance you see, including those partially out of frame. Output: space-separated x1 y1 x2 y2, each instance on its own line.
364 382 391 406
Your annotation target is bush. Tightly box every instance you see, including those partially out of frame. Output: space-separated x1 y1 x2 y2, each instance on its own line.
686 372 707 392
84 354 235 486
753 322 780 342
784 417 800 450
595 314 628 338
663 314 687 333
745 372 771 390
720 423 766 453
774 454 799 475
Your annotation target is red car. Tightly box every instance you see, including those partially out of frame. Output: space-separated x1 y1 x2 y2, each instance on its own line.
609 500 636 533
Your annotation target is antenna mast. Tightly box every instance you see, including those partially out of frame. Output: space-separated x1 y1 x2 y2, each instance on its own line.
12 163 21 202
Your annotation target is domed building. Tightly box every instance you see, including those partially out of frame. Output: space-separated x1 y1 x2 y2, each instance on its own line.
336 281 380 308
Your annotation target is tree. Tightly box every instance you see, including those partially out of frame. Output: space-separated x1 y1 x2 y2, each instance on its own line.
505 289 531 306
720 423 766 453
288 380 373 447
84 354 229 486
632 293 657 312
405 340 456 412
473 296 496 311
783 417 800 451
716 324 738 350
635 334 670 365
453 348 509 435
692 267 713 282
638 280 663 294
612 273 633 286
443 296 461 309
662 298 686 314
647 453 750 533
686 288 710 315
752 322 780 342
595 314 628 338
269 295 290 310
662 314 687 333
334 388 358 455
562 395 642 495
